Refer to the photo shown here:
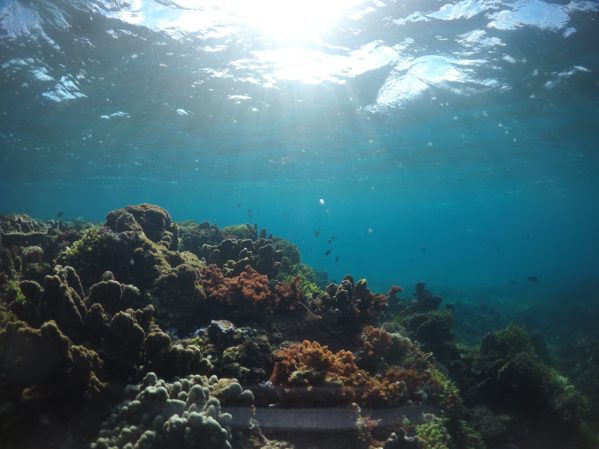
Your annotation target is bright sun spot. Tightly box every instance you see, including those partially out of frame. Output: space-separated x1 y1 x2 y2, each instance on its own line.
228 0 359 40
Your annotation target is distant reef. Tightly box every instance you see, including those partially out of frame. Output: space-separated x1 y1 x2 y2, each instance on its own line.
0 205 596 449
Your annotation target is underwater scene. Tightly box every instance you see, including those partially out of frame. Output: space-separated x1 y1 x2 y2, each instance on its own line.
1 0 599 448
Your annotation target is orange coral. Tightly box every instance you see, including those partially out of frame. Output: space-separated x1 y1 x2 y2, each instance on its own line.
362 326 393 357
199 265 307 321
269 339 456 410
270 340 369 406
200 264 276 318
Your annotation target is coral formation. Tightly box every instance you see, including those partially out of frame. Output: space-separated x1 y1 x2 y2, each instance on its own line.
89 372 255 449
0 214 48 247
200 237 282 279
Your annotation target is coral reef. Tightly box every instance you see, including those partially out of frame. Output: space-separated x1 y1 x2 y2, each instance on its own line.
0 204 594 449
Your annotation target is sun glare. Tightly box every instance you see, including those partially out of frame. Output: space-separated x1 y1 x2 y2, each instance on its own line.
228 0 361 40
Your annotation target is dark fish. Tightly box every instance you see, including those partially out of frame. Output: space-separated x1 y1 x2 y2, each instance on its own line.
248 214 252 218
57 211 64 217
247 209 251 213
409 259 413 262
335 255 339 262
283 213 287 217
314 231 320 237
526 235 530 239
325 250 332 256
422 248 425 252
508 280 520 286
238 203 241 207
328 239 332 243
527 276 539 282
336 264 338 267
215 196 218 198
319 227 322 230
331 236 335 239
496 247 501 250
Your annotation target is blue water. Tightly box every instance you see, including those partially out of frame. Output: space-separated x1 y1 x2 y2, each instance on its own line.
1 0 599 300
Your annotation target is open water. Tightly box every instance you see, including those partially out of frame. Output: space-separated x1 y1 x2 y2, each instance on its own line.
2 0 599 297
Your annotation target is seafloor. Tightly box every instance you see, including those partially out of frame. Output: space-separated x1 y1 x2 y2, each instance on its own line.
0 204 598 449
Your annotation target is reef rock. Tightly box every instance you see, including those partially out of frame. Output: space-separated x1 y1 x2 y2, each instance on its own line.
105 203 179 251
0 214 48 247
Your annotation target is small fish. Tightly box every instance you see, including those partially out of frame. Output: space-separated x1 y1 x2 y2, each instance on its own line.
247 209 251 212
319 227 322 230
248 214 252 218
527 276 539 283
325 250 332 256
508 280 520 286
336 264 338 267
335 255 339 262
409 259 413 262
314 231 320 237
496 247 501 250
283 213 287 217
331 236 336 240
57 211 64 217
215 196 218 199
526 235 530 239
421 248 425 252
328 239 333 243
238 203 241 207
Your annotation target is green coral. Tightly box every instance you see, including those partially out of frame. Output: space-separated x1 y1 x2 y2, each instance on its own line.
272 237 301 267
495 322 534 356
278 272 321 297
0 275 26 304
177 220 199 229
456 420 486 449
0 308 18 330
429 368 460 401
414 415 452 449
222 224 255 240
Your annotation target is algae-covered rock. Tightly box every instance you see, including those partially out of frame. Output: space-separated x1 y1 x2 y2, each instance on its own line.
105 203 178 251
38 265 87 342
201 237 282 279
88 275 140 316
0 214 48 247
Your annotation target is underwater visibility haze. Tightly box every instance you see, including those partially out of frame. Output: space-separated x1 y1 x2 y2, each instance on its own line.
1 0 599 448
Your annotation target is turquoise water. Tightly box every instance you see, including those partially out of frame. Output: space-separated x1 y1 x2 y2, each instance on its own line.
2 0 598 298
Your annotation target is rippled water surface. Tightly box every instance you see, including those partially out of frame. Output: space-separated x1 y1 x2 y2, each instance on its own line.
1 0 598 292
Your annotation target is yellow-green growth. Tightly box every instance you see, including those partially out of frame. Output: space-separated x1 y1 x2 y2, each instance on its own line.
0 309 18 330
495 322 534 356
414 415 452 449
0 276 26 305
456 420 486 449
222 224 253 239
279 272 322 297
